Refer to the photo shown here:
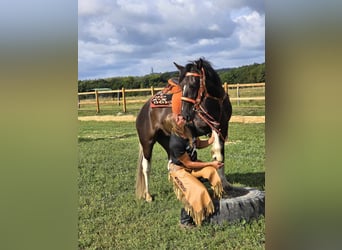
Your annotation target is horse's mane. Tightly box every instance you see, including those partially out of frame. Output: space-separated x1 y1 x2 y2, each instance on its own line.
180 58 223 97
197 58 222 86
180 58 222 86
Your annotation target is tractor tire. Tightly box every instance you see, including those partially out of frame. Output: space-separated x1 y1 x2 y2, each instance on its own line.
209 186 265 224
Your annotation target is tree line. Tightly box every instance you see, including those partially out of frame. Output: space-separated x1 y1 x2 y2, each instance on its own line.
78 62 265 93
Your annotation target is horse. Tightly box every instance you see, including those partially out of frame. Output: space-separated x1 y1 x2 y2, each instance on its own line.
135 58 232 202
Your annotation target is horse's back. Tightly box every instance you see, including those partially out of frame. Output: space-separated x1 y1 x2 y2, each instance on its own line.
136 99 172 141
136 100 151 128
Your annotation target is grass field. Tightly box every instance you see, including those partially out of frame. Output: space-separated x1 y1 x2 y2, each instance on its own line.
78 120 265 249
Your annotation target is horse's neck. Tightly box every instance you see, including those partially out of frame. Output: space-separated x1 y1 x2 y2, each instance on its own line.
206 81 224 98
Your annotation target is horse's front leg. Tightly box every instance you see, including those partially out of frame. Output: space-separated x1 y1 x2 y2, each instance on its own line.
211 131 223 162
142 156 153 202
210 131 232 191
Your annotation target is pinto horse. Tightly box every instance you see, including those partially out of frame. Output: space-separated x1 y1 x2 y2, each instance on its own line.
135 58 232 201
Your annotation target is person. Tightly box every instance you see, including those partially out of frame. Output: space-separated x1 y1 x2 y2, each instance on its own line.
165 113 224 228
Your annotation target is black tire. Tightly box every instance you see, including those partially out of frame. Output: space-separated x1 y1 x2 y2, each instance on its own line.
209 186 265 224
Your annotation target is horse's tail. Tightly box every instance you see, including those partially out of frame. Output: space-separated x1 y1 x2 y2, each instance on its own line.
135 144 146 199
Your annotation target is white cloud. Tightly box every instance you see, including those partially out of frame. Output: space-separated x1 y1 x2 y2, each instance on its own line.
78 0 110 16
85 20 118 40
208 24 220 31
233 10 265 48
198 39 219 46
78 0 264 79
116 0 149 15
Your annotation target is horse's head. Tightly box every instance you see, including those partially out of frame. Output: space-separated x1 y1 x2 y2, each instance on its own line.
173 60 202 122
173 58 232 162
174 58 224 123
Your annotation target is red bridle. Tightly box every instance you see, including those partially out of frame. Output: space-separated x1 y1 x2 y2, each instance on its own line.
180 70 205 105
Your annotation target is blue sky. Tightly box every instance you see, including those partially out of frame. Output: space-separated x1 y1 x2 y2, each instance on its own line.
78 0 264 80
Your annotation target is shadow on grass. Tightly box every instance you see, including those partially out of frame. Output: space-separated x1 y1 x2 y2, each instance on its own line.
78 133 137 143
227 172 265 190
78 137 106 143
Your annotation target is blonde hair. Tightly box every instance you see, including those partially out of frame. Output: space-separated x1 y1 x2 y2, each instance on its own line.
165 113 193 146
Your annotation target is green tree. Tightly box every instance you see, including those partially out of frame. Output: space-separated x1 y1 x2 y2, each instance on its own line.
78 62 265 92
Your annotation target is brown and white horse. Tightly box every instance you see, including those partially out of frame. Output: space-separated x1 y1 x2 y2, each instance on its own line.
135 58 232 201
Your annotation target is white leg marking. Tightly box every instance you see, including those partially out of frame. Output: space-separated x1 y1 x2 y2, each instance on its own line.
142 156 152 201
211 131 223 162
142 156 150 191
211 131 230 188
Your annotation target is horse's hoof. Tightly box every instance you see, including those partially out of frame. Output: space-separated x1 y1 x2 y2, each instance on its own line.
145 193 153 202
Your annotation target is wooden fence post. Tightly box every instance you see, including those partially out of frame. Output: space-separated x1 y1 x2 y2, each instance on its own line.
151 86 155 96
122 87 126 113
95 90 100 113
224 82 228 93
236 83 240 106
117 89 121 106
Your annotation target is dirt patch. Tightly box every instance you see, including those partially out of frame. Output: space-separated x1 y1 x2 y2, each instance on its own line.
78 115 136 122
78 115 265 123
230 116 265 123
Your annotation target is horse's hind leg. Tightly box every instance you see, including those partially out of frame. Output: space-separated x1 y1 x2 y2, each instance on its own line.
141 155 153 202
136 142 154 202
157 135 170 158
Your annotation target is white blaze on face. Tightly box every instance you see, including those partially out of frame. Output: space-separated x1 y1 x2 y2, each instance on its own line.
211 130 223 162
182 85 187 112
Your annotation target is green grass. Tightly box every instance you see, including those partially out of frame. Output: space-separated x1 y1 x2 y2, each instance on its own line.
78 101 265 117
78 121 265 249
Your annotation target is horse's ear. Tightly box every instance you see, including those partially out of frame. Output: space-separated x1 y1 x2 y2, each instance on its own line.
173 62 184 72
197 58 203 69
